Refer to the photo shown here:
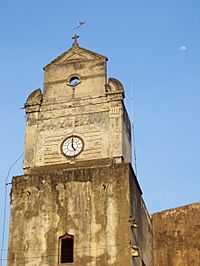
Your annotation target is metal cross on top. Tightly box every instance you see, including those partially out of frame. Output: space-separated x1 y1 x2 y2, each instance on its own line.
72 34 79 45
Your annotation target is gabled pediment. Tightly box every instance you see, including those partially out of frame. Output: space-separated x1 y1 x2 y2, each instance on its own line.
44 43 107 70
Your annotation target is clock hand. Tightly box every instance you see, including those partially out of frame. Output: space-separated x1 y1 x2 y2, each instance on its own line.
71 137 76 151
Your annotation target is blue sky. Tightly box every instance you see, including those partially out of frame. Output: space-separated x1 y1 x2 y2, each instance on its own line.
0 0 200 263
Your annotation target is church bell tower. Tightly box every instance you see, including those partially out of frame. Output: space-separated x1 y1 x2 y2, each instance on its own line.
7 36 153 266
23 34 131 173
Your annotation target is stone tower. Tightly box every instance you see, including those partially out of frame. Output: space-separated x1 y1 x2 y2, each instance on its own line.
7 37 153 266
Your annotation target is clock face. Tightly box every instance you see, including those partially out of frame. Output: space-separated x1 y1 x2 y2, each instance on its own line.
61 136 84 157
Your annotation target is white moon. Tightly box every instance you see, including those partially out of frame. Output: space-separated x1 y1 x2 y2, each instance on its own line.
180 45 187 51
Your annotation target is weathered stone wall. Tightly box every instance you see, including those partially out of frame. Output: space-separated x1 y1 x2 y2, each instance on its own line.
8 163 152 266
129 169 153 266
152 203 200 266
122 103 132 163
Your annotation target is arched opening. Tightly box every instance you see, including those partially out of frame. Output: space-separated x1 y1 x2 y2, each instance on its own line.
59 233 74 263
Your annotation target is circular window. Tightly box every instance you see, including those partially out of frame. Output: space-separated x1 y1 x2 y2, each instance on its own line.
69 76 80 86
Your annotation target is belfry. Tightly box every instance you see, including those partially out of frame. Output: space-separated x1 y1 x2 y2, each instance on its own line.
7 37 153 266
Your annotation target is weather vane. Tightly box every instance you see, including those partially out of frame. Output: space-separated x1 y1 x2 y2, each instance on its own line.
74 21 85 30
72 21 85 45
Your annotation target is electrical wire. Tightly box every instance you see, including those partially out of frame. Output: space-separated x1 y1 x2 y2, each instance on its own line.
0 242 130 261
0 241 129 252
0 153 24 266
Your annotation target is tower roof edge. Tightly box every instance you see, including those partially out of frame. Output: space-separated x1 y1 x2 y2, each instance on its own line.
43 45 108 70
